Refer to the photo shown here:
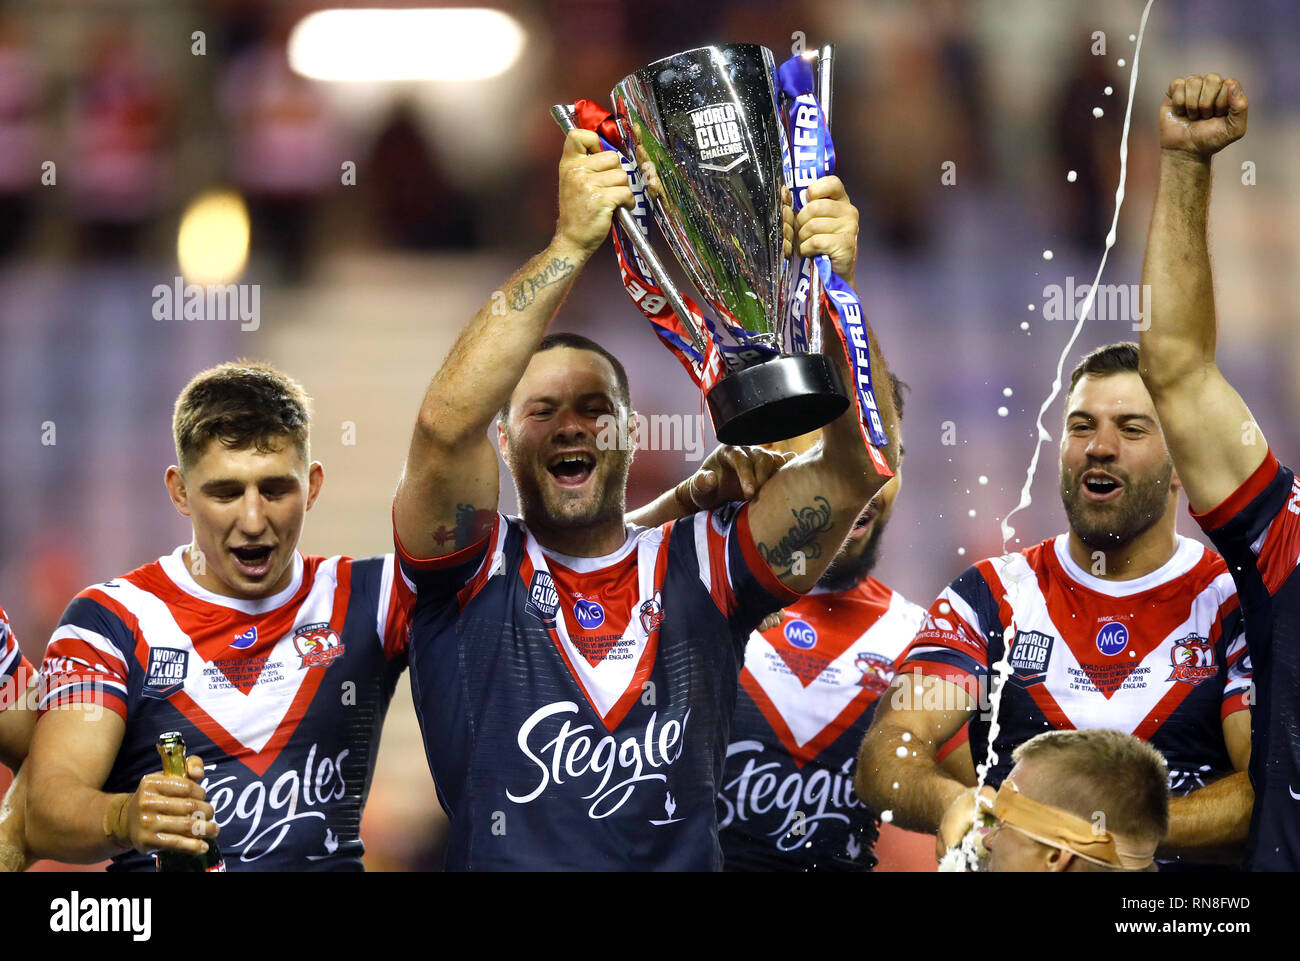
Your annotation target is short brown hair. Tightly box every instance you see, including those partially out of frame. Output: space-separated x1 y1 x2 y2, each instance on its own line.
1012 728 1170 871
173 361 312 471
1067 342 1140 398
499 332 631 423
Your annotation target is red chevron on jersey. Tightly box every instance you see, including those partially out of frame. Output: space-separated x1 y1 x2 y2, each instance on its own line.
110 557 336 695
518 526 670 730
741 578 925 767
59 552 347 776
1030 545 1223 700
41 548 411 776
38 547 412 870
898 534 1250 789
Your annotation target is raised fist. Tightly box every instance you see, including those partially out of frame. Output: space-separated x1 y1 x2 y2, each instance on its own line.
1159 74 1248 158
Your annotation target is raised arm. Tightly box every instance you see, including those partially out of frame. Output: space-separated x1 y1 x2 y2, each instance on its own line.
393 129 633 558
745 177 899 593
1138 74 1265 514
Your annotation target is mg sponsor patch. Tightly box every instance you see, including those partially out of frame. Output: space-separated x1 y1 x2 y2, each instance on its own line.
573 598 605 630
1096 621 1129 656
784 619 817 650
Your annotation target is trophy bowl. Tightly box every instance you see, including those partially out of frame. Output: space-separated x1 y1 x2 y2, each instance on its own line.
610 43 849 445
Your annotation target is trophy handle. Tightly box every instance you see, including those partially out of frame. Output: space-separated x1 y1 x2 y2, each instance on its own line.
549 103 709 360
806 44 834 354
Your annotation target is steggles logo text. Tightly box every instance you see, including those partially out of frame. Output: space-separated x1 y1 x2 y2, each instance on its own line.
507 701 689 819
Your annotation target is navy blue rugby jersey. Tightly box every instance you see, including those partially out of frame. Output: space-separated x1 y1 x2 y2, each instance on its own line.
1194 450 1300 871
396 502 799 871
719 577 925 871
38 548 412 871
896 534 1251 793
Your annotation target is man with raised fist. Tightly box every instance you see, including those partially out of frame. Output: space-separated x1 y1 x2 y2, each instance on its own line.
1138 73 1299 871
858 343 1254 871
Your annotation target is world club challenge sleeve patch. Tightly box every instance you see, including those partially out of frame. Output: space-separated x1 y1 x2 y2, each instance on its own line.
142 647 189 700
1008 630 1053 687
525 570 559 626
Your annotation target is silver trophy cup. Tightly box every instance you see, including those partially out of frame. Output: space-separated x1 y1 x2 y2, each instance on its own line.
554 43 848 445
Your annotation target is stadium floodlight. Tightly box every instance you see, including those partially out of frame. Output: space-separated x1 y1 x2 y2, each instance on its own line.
177 190 250 285
288 8 526 82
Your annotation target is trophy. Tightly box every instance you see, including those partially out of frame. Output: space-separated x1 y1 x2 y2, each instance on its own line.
551 43 854 446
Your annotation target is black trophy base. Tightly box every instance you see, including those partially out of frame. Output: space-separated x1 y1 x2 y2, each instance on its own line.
706 353 849 445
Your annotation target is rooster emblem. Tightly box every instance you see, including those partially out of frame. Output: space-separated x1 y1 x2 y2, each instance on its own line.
649 789 684 825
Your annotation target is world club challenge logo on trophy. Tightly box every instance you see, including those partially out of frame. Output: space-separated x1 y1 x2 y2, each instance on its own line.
551 43 891 468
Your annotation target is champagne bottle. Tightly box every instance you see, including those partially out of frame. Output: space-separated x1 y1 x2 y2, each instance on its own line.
154 731 226 872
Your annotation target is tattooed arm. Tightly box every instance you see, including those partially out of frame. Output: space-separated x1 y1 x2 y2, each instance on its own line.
745 310 899 593
394 128 633 558
742 178 899 592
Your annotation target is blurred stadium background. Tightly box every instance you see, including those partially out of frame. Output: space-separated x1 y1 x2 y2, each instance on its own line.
1 0 1297 871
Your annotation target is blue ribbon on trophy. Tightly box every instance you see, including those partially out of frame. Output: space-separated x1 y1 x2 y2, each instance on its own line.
777 52 889 455
550 43 892 473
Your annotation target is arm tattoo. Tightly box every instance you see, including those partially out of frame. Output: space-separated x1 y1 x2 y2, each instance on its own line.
508 256 575 311
431 503 495 550
756 496 834 574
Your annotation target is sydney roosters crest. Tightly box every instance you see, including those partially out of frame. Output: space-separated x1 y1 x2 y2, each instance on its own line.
639 592 665 635
1168 634 1216 685
854 651 893 692
293 622 344 669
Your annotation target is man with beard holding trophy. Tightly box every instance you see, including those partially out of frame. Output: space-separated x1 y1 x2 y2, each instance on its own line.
393 42 899 869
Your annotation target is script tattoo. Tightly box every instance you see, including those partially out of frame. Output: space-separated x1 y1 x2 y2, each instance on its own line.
508 257 575 310
431 503 494 549
756 496 834 573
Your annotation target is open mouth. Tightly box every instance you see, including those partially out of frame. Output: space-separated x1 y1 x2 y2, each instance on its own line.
547 452 596 489
1080 470 1123 502
230 544 274 577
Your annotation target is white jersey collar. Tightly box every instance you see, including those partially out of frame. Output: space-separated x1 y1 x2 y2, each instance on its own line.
527 522 641 573
159 544 306 614
1052 532 1202 597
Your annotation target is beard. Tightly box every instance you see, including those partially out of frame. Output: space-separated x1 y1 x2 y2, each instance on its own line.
817 514 890 592
511 442 631 532
1060 458 1174 552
